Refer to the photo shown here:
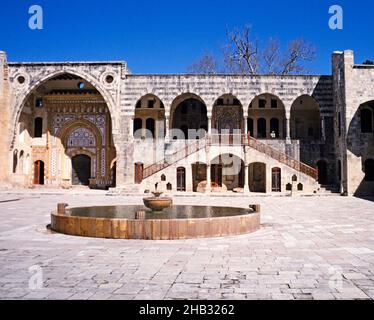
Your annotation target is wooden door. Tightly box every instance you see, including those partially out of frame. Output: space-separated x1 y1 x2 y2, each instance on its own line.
177 167 186 191
33 160 44 185
135 163 144 184
272 168 281 192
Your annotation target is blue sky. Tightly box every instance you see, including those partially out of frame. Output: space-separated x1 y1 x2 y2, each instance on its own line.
0 0 373 74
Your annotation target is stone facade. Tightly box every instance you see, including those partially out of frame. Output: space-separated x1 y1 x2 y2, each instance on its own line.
0 50 372 195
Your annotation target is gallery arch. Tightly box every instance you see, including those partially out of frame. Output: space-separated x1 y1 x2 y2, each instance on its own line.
291 95 321 140
212 94 243 134
134 94 165 139
248 94 286 139
171 94 208 140
12 73 117 189
210 154 245 191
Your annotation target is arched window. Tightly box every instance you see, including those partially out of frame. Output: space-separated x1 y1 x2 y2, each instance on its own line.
146 118 155 138
361 108 373 133
257 118 267 138
133 118 142 138
270 118 280 138
34 117 43 138
161 174 166 182
364 159 374 182
148 100 155 109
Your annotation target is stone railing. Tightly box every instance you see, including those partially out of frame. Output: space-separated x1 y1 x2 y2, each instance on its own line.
142 134 318 181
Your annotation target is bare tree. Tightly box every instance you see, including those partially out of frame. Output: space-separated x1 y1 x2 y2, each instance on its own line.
187 50 218 74
223 25 259 75
187 25 317 75
279 39 316 75
263 38 281 75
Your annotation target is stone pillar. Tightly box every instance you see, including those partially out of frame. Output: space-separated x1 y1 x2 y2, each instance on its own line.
244 116 248 134
286 116 291 142
155 119 159 140
244 165 250 194
208 116 212 136
165 115 170 143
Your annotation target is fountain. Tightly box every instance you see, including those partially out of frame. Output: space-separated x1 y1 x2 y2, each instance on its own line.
50 195 261 240
143 192 172 212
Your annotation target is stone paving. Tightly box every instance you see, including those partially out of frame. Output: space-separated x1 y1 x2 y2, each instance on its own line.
0 192 374 300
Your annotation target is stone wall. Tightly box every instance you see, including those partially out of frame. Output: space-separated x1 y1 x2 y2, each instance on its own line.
0 52 10 186
333 50 374 195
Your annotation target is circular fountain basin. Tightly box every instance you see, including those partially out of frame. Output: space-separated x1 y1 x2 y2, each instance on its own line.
51 204 261 240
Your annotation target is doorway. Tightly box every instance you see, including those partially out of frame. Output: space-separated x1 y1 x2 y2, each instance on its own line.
272 168 281 192
72 154 91 186
177 167 186 191
33 160 45 185
317 160 328 185
135 162 144 184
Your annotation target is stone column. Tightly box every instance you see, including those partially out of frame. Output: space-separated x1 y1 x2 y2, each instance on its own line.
155 119 160 140
208 116 212 136
244 116 248 134
165 115 170 143
286 116 291 142
244 165 250 194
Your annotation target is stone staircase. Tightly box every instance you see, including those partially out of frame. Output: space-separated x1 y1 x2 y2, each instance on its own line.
143 138 208 179
142 134 319 182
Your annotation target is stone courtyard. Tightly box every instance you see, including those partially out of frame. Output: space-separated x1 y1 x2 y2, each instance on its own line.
0 192 374 300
